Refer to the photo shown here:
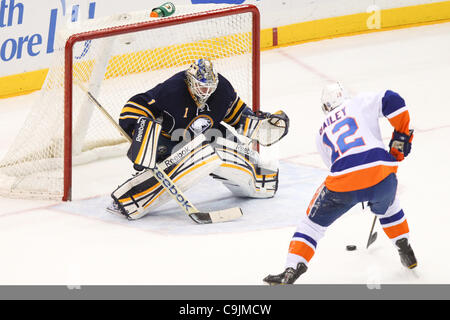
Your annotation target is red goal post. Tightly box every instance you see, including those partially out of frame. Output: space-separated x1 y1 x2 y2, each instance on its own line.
63 5 261 201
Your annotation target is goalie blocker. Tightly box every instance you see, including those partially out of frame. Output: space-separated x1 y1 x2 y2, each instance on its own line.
110 134 279 220
127 117 162 171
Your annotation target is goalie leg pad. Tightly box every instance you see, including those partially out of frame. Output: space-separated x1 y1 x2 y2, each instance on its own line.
111 135 221 219
212 137 279 198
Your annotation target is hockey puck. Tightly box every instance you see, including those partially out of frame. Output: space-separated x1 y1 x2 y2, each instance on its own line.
346 245 357 251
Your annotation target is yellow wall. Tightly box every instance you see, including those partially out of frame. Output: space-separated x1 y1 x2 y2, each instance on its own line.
0 69 49 98
1 1 450 99
264 0 450 49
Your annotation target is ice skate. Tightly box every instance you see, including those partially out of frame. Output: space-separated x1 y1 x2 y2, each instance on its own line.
263 263 307 285
396 238 417 269
106 200 129 219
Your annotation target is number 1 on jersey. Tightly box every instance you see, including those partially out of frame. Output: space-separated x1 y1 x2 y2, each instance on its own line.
323 117 365 163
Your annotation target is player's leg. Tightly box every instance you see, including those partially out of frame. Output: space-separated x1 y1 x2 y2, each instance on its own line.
264 183 357 285
108 135 221 219
210 126 279 199
107 122 177 217
368 173 417 269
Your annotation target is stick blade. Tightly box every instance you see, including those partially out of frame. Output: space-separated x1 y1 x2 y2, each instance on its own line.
366 231 378 249
210 207 243 223
189 207 243 224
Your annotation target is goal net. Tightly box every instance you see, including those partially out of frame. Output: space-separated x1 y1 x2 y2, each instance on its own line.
0 4 260 201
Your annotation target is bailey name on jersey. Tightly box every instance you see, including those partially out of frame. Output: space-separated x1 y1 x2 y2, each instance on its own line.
319 107 347 136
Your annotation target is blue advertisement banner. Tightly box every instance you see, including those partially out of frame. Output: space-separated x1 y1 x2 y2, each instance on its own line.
0 0 97 64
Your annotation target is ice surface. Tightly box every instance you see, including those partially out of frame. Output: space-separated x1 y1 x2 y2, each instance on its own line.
55 162 327 235
0 22 449 287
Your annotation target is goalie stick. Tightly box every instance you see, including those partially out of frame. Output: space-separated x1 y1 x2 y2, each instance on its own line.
76 81 243 224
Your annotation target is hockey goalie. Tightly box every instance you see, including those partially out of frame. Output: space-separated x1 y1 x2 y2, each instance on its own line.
107 58 289 220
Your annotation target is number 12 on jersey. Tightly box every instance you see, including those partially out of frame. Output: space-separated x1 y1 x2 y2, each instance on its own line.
322 117 365 163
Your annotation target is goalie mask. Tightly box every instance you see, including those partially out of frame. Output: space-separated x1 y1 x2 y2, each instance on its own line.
321 82 347 114
186 59 219 105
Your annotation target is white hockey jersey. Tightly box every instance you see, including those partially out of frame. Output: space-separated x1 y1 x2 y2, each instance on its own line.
316 90 411 192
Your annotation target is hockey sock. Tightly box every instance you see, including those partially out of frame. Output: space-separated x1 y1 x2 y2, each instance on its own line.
379 209 410 244
285 216 326 269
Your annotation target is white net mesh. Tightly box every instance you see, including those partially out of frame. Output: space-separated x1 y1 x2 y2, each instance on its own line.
0 4 257 200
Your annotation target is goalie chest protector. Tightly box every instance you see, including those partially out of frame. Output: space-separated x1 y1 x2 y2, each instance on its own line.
141 71 238 138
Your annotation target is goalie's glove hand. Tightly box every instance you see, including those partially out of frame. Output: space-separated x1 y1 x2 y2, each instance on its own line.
245 110 289 147
253 110 271 119
254 110 289 126
389 129 414 161
266 110 289 131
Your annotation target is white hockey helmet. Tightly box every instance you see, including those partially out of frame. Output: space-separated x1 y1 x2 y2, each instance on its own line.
321 82 347 114
186 58 219 105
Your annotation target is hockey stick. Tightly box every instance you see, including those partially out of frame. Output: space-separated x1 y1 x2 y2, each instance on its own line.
366 215 378 249
75 82 243 224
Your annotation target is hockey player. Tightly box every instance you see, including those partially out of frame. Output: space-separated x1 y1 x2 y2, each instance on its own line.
264 82 417 285
108 58 289 219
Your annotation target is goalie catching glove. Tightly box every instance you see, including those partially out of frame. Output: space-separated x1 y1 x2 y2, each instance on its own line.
239 110 289 146
389 129 414 161
127 117 162 171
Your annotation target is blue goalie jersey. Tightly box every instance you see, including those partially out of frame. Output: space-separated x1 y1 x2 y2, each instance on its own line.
119 71 250 140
